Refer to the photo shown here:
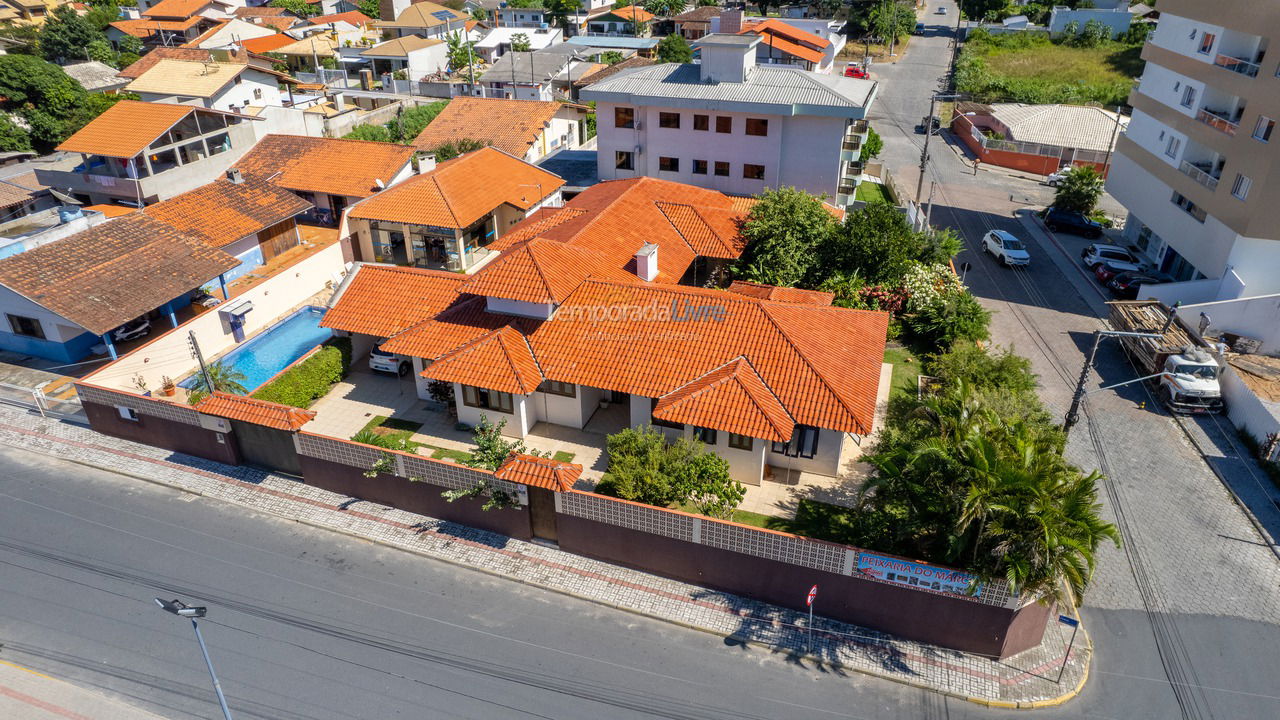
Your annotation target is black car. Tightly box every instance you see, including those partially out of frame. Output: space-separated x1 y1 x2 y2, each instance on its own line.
1108 271 1175 299
916 115 941 134
1044 208 1103 238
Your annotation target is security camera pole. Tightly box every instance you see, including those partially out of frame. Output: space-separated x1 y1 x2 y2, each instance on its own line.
155 598 233 720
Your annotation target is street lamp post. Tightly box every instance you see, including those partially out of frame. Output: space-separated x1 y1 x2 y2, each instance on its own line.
1062 330 1165 438
155 598 234 720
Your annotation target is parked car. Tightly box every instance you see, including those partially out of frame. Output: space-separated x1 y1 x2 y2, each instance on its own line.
112 316 151 343
1045 208 1104 238
1093 261 1129 284
936 6 947 14
916 115 941 134
369 344 410 376
843 61 867 78
914 21 925 34
981 229 1031 267
1080 242 1141 271
1045 166 1072 187
1108 270 1175 299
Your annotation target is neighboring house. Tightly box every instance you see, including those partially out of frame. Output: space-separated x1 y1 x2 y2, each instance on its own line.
411 96 587 162
61 61 131 93
0 0 74 25
321 175 889 487
586 5 654 37
0 213 239 362
479 51 576 101
0 171 54 226
377 1 469 40
674 5 718 40
582 33 877 205
1047 0 1132 39
712 12 846 71
124 58 289 112
271 31 377 72
108 0 234 47
142 172 313 284
35 101 264 205
495 5 550 29
1105 0 1280 300
572 54 653 91
739 16 834 73
232 134 417 224
305 10 374 28
116 46 233 79
340 146 564 272
474 26 564 62
239 33 302 54
181 18 278 49
141 0 235 21
563 34 659 58
952 102 1127 176
360 35 449 78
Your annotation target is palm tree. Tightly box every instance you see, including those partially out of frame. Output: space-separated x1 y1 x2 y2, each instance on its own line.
185 361 248 404
1051 166 1104 215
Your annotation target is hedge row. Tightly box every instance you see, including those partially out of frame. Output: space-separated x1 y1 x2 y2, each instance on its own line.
251 336 352 408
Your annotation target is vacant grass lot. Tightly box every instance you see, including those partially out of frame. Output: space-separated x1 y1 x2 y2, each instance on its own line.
958 32 1143 106
855 181 894 205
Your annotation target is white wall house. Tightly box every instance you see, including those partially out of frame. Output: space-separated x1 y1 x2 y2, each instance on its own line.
581 34 876 205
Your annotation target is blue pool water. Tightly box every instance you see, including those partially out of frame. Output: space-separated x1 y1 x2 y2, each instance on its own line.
182 306 332 392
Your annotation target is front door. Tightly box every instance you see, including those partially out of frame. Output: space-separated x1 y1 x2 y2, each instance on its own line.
528 487 558 543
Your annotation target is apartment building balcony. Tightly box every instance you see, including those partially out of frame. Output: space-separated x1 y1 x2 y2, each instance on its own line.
1178 160 1221 190
850 119 869 135
1212 29 1266 78
1213 53 1261 77
1196 107 1241 136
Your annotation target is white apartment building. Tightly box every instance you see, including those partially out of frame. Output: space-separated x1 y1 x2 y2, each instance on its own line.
1106 0 1280 302
581 34 876 204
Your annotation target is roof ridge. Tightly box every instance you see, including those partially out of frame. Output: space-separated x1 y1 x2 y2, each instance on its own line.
758 302 864 433
729 354 795 436
652 201 702 254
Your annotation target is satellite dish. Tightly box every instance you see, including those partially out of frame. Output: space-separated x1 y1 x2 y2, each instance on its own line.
50 188 82 205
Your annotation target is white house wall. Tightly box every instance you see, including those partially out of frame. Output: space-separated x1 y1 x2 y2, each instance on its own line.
0 285 88 344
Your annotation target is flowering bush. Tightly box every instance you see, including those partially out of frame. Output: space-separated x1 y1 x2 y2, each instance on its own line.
901 263 964 311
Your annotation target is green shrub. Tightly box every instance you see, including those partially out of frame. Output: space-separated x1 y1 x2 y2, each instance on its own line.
324 335 352 373
925 342 1038 395
251 344 345 408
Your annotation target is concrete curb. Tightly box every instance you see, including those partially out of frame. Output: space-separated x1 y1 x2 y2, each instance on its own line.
7 426 1090 708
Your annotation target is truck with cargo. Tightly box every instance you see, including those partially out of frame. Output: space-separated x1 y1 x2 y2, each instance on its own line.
1107 300 1224 414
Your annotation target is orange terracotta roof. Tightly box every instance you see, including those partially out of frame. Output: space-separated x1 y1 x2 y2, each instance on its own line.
57 100 200 158
144 175 312 248
0 172 46 208
346 147 564 229
746 27 824 65
233 134 416 199
321 264 466 337
727 281 834 306
412 97 564 158
253 16 299 31
653 357 794 442
744 18 831 49
309 10 373 26
234 6 289 17
197 391 316 431
117 47 226 79
240 33 297 53
379 295 513 359
143 0 215 19
421 325 543 395
494 453 582 491
457 237 636 305
653 202 745 258
110 17 203 37
607 5 654 22
85 204 139 219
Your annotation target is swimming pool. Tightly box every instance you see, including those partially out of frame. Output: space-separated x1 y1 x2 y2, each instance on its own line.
182 306 332 392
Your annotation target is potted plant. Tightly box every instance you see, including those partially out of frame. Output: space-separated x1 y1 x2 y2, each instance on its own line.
131 375 149 396
159 376 176 397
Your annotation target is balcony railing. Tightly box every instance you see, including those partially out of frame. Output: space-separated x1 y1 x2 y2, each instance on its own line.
850 119 869 134
842 161 864 179
1196 108 1239 135
1214 53 1260 77
842 138 861 152
1179 161 1220 190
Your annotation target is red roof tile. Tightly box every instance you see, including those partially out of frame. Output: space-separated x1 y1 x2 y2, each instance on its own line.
653 357 794 441
308 10 373 26
494 453 582 491
411 97 563 158
321 264 466 337
727 281 834 306
144 175 312 248
240 33 297 53
197 391 316 430
421 325 543 394
233 134 416 199
379 295 513 359
457 237 636 305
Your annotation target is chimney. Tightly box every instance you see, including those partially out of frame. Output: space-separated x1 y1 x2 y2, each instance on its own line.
635 243 659 282
331 90 346 110
226 168 243 184
720 9 743 34
417 153 437 174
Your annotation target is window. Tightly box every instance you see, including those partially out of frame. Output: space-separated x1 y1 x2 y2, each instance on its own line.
1164 135 1181 158
658 156 679 172
1197 32 1215 55
117 406 139 422
538 380 576 397
614 106 634 128
745 118 768 136
715 116 732 133
253 88 263 100
1171 191 1207 222
728 433 753 451
1231 173 1252 200
1253 116 1274 142
615 150 634 170
692 159 708 174
1180 85 1196 108
693 114 709 131
714 161 730 176
771 425 819 458
650 398 683 429
461 385 514 413
742 163 765 180
659 111 680 128
6 314 43 339
692 426 717 445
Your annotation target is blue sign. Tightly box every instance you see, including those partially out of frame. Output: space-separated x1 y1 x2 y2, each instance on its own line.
856 551 982 597
1058 615 1079 627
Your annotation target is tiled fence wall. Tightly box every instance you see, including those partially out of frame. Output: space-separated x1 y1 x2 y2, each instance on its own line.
76 383 240 466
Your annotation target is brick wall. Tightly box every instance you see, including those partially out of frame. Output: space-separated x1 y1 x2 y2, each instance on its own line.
77 383 240 465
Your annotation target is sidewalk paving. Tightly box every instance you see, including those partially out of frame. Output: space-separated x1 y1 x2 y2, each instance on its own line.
0 403 1090 708
0 659 168 720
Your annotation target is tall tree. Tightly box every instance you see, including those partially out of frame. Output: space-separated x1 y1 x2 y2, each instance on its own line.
959 0 1008 21
735 187 838 287
644 0 685 16
1051 166 1104 214
510 32 532 52
269 0 320 17
655 33 693 63
40 5 98 63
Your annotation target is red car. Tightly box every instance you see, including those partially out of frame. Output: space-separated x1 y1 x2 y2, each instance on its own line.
1093 262 1128 284
844 62 867 79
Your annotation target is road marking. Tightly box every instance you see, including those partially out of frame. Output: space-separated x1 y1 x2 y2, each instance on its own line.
0 682 95 720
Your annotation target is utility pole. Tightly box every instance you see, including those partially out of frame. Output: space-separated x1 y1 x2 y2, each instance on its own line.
1063 329 1165 437
188 330 213 394
1101 105 1124 177
915 93 938 212
923 181 936 230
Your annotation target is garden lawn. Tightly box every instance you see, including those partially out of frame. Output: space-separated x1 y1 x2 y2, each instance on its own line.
855 181 894 205
883 346 920 398
358 416 423 444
